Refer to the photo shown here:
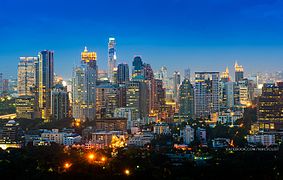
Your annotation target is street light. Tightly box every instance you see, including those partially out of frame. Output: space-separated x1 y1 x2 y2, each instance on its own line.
64 162 71 169
88 153 95 160
124 169 130 176
101 157 106 162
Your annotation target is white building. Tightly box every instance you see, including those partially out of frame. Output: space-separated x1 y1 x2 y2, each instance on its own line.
128 132 154 147
41 129 81 146
180 125 194 145
217 110 243 124
153 123 171 135
247 134 276 146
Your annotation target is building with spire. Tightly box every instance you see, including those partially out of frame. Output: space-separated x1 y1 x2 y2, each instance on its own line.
72 47 97 121
234 61 244 82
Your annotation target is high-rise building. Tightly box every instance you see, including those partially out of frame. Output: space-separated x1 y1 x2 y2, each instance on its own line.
143 63 154 81
184 67 191 80
257 82 283 130
173 71 181 101
221 67 230 83
195 72 220 119
117 63 129 84
2 79 9 93
108 37 117 82
96 83 118 119
51 84 70 121
179 79 194 120
35 50 54 120
72 47 97 121
224 81 234 109
18 57 37 96
220 67 234 110
235 61 244 82
132 56 144 80
234 80 249 107
126 81 148 120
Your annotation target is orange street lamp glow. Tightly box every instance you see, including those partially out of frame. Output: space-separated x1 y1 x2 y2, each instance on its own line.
88 153 95 160
101 157 106 162
124 169 130 176
64 162 71 169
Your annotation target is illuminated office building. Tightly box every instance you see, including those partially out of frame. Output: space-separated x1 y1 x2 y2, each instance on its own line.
257 82 283 130
126 81 148 120
17 57 37 96
51 84 70 121
16 96 35 119
72 47 97 121
108 37 117 82
35 50 54 121
195 72 220 119
179 78 194 120
235 61 244 82
96 83 118 119
220 67 234 110
221 67 230 83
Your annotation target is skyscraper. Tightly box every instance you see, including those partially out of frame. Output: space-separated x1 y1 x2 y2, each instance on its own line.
51 84 70 121
35 50 54 120
18 57 37 96
117 63 129 84
184 67 191 80
132 56 144 80
96 83 118 118
235 61 244 82
257 82 283 131
108 37 117 82
126 81 148 120
195 72 220 119
173 71 181 101
220 67 234 110
179 78 194 120
72 47 97 121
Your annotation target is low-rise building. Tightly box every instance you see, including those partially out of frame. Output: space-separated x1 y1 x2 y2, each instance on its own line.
41 129 81 146
180 125 194 145
153 123 171 135
96 118 127 132
212 138 230 148
128 132 154 147
247 134 276 146
91 131 124 148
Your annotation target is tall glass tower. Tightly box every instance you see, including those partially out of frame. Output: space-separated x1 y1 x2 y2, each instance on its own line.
35 50 54 121
108 37 117 82
117 63 129 84
18 57 37 96
72 47 97 121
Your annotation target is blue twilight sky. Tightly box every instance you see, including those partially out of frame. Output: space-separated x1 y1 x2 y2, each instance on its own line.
0 0 283 79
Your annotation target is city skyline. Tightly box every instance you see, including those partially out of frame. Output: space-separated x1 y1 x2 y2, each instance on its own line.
1 0 283 78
